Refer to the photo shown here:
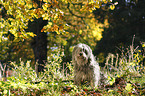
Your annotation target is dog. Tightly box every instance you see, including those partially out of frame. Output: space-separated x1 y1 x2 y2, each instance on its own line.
72 43 100 87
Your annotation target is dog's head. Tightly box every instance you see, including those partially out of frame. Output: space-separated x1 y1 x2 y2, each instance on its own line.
72 43 93 65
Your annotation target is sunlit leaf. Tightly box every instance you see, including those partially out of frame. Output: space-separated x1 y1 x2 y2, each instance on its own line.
110 5 115 10
125 83 132 92
3 90 7 94
26 32 36 37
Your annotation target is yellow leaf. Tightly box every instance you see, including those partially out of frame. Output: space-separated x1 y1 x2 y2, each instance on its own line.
110 5 115 10
79 30 82 34
95 4 100 9
27 4 33 9
103 0 108 3
49 22 52 26
42 3 48 11
129 62 135 67
108 89 114 93
42 13 49 20
33 2 38 8
125 83 132 92
142 43 145 47
3 90 7 94
43 0 48 3
63 40 67 45
26 32 36 37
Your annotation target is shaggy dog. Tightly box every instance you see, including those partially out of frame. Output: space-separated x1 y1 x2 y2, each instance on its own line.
72 43 100 87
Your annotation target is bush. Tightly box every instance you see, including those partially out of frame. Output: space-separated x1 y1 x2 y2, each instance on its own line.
0 45 145 95
102 44 145 95
0 52 76 95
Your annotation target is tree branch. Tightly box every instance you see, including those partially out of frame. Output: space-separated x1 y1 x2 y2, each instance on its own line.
67 3 85 19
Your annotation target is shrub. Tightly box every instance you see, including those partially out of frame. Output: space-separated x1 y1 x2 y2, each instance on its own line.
0 45 144 95
0 52 75 95
102 44 145 95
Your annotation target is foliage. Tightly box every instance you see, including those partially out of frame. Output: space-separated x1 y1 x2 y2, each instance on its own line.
0 52 75 95
0 35 34 63
104 43 144 79
0 0 116 64
0 0 145 95
0 36 9 61
102 44 145 95
0 0 111 41
0 46 145 95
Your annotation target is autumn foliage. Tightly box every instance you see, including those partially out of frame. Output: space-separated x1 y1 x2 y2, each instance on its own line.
0 0 145 95
0 0 113 43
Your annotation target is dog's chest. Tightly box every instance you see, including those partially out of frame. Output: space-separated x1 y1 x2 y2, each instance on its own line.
75 64 94 74
75 65 94 81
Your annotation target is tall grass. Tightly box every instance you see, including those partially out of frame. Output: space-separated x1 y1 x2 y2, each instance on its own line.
0 44 144 95
0 52 76 95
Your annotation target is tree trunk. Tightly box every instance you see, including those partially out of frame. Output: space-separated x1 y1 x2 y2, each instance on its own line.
28 18 48 72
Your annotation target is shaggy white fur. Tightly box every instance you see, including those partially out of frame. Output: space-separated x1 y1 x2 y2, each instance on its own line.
72 43 100 87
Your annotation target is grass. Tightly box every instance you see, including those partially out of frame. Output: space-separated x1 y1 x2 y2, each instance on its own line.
0 45 145 96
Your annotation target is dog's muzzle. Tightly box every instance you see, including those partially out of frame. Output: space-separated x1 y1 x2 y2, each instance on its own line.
77 52 87 60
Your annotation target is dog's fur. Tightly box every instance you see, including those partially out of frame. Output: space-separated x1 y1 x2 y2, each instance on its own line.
72 43 100 87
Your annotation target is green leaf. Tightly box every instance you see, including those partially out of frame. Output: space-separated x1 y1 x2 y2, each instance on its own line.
125 83 132 92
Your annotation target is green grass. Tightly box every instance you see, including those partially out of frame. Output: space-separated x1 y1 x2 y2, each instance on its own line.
0 46 145 96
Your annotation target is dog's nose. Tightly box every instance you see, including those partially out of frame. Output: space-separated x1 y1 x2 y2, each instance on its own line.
79 53 83 56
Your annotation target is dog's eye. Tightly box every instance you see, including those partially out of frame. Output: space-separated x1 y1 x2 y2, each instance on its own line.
82 48 87 54
84 49 88 55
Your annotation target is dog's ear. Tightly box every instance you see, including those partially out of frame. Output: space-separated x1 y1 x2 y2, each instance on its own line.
83 44 97 62
85 44 92 54
83 44 93 58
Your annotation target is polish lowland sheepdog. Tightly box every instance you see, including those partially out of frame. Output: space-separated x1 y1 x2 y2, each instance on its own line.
72 43 100 87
